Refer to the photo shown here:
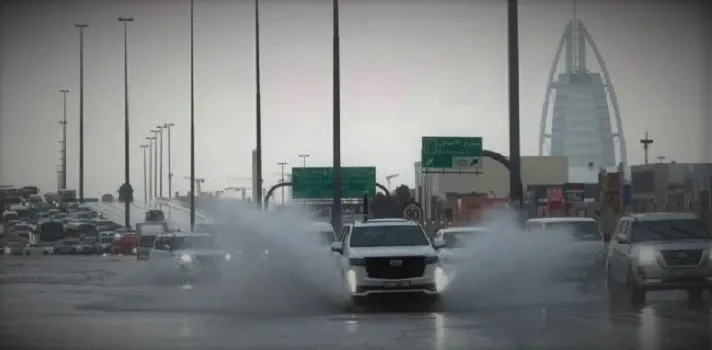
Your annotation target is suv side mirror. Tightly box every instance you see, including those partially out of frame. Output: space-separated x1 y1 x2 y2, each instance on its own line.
330 242 343 254
432 237 446 249
615 234 629 244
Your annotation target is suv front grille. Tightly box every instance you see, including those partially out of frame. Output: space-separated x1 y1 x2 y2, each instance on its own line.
364 256 426 279
660 249 703 267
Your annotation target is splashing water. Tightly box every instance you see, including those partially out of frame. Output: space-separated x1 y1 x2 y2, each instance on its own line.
103 200 346 314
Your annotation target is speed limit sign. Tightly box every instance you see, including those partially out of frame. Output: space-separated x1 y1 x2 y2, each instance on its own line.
402 201 423 222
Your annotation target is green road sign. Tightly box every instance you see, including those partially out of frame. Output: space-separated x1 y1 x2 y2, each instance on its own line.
421 136 483 169
292 167 376 199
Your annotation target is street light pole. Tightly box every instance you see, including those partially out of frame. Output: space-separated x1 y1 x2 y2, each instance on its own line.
163 123 175 199
59 89 69 190
298 153 309 168
157 124 165 198
254 0 263 210
278 162 287 205
189 0 196 231
76 24 88 202
151 129 160 199
331 0 343 231
507 0 522 209
140 144 149 202
118 16 134 228
146 136 155 200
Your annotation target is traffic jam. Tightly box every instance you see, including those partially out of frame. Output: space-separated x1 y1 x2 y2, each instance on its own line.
3 184 712 308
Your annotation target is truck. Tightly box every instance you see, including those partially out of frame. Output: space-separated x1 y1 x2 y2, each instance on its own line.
135 221 168 260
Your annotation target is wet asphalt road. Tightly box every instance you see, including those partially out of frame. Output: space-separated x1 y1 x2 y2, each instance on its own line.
1 255 710 350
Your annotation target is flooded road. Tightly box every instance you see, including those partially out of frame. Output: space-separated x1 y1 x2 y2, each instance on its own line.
1 255 710 349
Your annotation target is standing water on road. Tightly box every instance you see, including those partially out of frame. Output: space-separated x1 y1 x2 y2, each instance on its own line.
103 200 345 314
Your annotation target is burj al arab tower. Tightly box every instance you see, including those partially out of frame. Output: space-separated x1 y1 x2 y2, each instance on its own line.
538 16 627 181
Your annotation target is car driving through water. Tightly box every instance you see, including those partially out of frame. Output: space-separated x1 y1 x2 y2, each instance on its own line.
149 232 231 282
330 218 447 306
435 226 492 263
526 217 606 292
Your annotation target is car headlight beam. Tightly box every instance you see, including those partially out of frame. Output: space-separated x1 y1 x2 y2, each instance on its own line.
637 247 657 265
347 269 357 293
225 253 232 262
180 254 193 263
434 266 448 292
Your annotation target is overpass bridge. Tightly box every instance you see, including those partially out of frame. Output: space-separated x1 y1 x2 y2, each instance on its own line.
85 201 210 232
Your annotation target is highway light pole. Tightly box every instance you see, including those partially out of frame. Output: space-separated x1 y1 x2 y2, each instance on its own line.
118 16 134 228
507 0 523 209
157 124 165 198
59 89 69 190
163 123 175 199
76 24 88 202
189 0 196 230
151 129 160 199
140 144 149 202
298 153 309 167
146 136 155 200
278 162 287 205
254 0 263 210
331 0 343 231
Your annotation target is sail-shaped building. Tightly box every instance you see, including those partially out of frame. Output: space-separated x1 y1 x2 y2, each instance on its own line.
538 18 627 182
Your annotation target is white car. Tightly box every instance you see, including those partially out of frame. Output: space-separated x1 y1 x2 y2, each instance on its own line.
526 217 607 291
310 221 337 245
23 243 46 256
149 232 231 279
330 218 447 306
435 226 492 265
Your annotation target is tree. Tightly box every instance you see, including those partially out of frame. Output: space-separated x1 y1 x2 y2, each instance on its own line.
369 192 399 218
394 184 412 209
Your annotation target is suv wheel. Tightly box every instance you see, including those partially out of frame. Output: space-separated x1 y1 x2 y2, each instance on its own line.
351 296 366 307
626 267 646 306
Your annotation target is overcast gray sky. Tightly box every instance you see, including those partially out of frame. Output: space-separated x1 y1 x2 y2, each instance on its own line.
0 0 709 197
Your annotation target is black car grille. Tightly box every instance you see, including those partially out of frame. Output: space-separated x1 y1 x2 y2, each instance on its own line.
193 255 220 266
364 256 426 279
660 249 703 267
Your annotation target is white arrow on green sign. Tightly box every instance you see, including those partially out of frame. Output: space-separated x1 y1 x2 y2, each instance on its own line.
421 136 483 170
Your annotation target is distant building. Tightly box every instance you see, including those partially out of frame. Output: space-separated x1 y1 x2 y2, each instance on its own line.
414 156 569 221
629 162 712 212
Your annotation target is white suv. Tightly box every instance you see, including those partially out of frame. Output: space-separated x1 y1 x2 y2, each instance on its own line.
330 218 447 306
150 232 232 279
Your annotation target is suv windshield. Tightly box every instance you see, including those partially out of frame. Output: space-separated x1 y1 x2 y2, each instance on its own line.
171 236 217 250
349 225 430 247
81 238 96 244
545 221 602 241
632 219 710 242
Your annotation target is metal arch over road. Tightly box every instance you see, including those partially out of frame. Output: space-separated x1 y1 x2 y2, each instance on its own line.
263 182 390 210
482 149 524 205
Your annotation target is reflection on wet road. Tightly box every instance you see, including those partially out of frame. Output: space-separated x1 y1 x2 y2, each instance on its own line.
1 256 710 349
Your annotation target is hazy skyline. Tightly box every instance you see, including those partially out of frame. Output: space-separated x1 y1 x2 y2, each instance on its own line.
1 0 709 198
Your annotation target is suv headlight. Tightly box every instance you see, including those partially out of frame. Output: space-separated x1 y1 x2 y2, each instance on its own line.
225 253 232 262
180 254 193 263
636 247 657 265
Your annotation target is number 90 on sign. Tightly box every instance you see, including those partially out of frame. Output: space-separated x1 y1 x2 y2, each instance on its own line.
402 203 423 221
